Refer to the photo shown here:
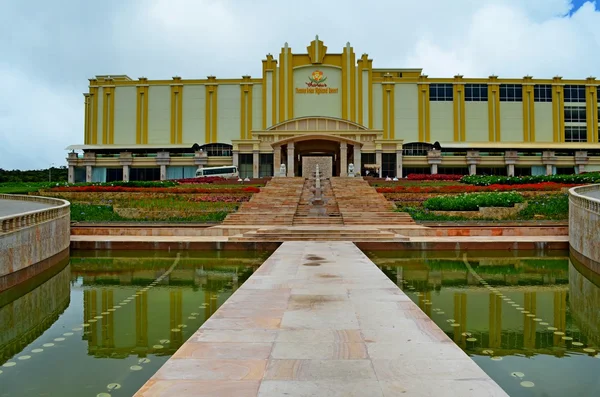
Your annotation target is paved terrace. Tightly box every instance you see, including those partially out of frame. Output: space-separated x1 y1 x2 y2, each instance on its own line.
135 241 508 397
0 198 56 217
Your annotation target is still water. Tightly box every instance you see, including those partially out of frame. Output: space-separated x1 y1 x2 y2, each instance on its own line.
0 250 269 397
367 250 600 397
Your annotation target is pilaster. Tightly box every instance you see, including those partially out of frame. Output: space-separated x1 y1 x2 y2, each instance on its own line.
156 151 170 181
427 149 442 175
287 143 295 177
542 151 557 176
340 142 348 177
119 152 133 182
466 150 481 176
504 150 519 177
575 151 589 174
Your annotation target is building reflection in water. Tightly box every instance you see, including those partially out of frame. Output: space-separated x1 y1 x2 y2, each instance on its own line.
0 264 71 362
72 251 262 359
370 251 600 358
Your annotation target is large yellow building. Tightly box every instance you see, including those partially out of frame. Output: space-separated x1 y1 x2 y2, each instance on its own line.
67 36 600 182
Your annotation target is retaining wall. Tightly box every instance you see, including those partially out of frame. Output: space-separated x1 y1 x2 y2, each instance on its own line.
0 194 70 291
569 185 600 273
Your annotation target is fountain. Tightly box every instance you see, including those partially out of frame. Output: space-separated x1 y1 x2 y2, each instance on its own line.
308 165 326 215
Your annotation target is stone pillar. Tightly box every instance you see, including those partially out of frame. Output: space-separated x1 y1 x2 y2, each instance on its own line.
82 152 96 183
542 151 557 176
232 150 239 169
466 150 480 176
575 151 589 174
119 151 133 182
353 145 362 176
194 150 208 172
375 149 382 178
504 150 519 177
396 149 403 179
287 142 295 177
340 142 348 177
427 149 442 175
67 152 78 183
156 151 171 181
252 150 259 179
273 147 281 177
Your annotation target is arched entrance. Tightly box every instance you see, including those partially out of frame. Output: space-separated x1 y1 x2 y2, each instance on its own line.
272 134 363 177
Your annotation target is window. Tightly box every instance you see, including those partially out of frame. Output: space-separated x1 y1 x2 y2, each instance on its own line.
259 154 273 177
565 126 587 142
200 143 233 157
402 142 433 156
499 84 522 102
564 85 586 103
238 154 253 178
564 106 586 123
429 84 453 101
465 84 488 101
534 85 552 102
381 153 396 178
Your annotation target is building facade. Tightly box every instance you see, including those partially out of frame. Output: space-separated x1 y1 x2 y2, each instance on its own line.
67 36 600 182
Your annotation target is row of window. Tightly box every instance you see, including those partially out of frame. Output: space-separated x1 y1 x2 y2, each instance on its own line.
429 84 594 103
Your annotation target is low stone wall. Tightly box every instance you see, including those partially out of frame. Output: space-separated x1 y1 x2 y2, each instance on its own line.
0 194 70 291
433 203 527 220
569 185 600 272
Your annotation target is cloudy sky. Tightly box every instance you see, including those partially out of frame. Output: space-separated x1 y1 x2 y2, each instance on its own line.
1 0 599 170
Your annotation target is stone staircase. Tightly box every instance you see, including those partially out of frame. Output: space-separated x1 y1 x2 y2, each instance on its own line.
227 226 409 242
221 177 304 226
330 177 416 225
292 177 343 225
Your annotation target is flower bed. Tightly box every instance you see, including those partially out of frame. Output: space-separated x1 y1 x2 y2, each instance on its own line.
460 172 600 186
406 173 463 181
376 182 574 194
47 185 260 194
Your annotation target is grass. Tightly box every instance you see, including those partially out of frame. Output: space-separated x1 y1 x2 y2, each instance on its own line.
0 182 55 194
516 194 569 220
70 203 229 223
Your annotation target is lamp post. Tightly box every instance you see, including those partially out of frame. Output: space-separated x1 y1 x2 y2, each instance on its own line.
49 163 55 182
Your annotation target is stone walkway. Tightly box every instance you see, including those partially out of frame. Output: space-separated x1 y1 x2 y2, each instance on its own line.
0 199 55 217
134 241 509 397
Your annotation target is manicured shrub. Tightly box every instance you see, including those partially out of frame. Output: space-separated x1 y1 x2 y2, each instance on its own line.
423 192 525 211
460 172 600 186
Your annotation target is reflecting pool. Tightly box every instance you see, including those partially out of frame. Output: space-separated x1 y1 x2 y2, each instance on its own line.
0 250 269 397
367 250 600 397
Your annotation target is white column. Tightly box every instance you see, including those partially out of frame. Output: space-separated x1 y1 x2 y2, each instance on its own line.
431 164 438 175
340 142 348 177
375 150 382 178
469 164 477 176
287 143 295 177
507 164 515 177
123 165 130 182
252 150 259 179
68 166 75 183
546 164 553 176
86 165 93 182
273 148 281 177
232 150 239 169
160 165 167 180
396 150 403 179
353 145 362 176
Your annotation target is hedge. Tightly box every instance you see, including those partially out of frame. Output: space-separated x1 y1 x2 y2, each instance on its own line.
423 192 525 211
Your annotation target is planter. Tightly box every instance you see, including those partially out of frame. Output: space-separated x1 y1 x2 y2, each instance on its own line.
433 203 528 220
114 208 231 219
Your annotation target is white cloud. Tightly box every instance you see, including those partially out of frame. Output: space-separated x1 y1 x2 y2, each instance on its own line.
1 0 599 170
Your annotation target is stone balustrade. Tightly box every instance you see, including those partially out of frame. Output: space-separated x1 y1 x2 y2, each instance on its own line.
568 185 600 273
0 194 70 291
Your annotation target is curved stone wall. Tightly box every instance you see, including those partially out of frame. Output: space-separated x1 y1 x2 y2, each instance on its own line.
0 194 70 291
569 185 600 273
